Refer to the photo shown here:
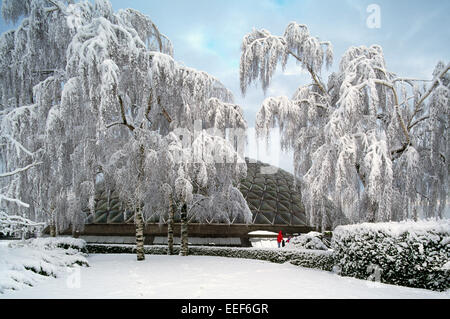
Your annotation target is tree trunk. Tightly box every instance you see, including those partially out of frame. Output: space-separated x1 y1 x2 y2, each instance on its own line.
49 224 56 237
135 206 145 261
49 213 56 237
49 209 56 237
413 206 418 222
135 144 146 261
167 194 175 255
180 204 188 256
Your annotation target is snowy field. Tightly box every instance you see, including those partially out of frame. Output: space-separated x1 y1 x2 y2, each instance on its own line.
2 253 449 299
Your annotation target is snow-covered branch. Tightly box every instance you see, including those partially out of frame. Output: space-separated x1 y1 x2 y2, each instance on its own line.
3 134 35 157
373 79 410 147
0 211 45 237
287 49 328 96
0 162 42 178
240 23 332 97
0 195 30 208
414 63 449 110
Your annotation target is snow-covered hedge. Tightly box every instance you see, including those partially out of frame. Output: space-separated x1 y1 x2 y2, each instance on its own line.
0 238 89 294
27 237 88 251
86 244 334 271
189 246 334 271
290 232 330 250
332 219 450 291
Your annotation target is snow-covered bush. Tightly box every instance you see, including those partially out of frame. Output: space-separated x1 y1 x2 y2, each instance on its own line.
23 237 88 252
332 219 450 291
290 232 330 250
0 237 88 294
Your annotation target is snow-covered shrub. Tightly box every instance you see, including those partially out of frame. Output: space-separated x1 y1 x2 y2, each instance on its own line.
23 237 87 252
188 246 334 271
0 238 89 294
290 232 330 250
332 219 450 291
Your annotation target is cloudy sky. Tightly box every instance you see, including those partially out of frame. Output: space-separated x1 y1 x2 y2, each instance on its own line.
1 0 449 172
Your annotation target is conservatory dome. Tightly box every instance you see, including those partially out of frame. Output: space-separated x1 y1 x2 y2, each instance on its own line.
84 158 307 227
70 158 312 246
240 158 307 226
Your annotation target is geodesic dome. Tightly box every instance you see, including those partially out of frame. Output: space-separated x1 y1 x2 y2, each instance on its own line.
240 158 307 226
84 158 307 227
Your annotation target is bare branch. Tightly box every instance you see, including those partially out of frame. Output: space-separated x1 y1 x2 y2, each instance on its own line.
161 109 173 123
44 0 67 14
105 122 129 130
32 69 55 76
393 77 432 83
408 115 430 131
118 95 135 132
156 96 173 124
145 93 153 121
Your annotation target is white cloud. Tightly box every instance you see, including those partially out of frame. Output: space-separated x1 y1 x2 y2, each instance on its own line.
185 29 208 51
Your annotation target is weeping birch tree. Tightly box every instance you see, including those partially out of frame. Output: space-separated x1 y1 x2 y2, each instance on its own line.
0 0 251 260
0 0 174 243
142 131 251 257
240 22 449 229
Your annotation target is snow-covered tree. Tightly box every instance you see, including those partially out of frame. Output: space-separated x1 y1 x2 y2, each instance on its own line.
0 103 42 218
241 22 449 230
175 131 251 256
0 0 251 260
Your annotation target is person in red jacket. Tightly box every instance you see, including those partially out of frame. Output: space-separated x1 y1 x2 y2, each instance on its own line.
277 231 283 248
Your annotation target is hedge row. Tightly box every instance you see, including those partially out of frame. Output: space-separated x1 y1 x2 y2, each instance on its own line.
86 244 335 271
332 220 450 292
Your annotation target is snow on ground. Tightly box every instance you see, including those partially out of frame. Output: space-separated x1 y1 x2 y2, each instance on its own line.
0 239 88 294
2 254 448 299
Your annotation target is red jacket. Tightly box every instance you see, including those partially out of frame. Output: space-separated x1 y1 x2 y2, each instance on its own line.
277 231 283 243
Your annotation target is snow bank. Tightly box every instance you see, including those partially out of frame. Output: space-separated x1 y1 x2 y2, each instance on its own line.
3 254 447 299
332 219 450 291
0 238 89 294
